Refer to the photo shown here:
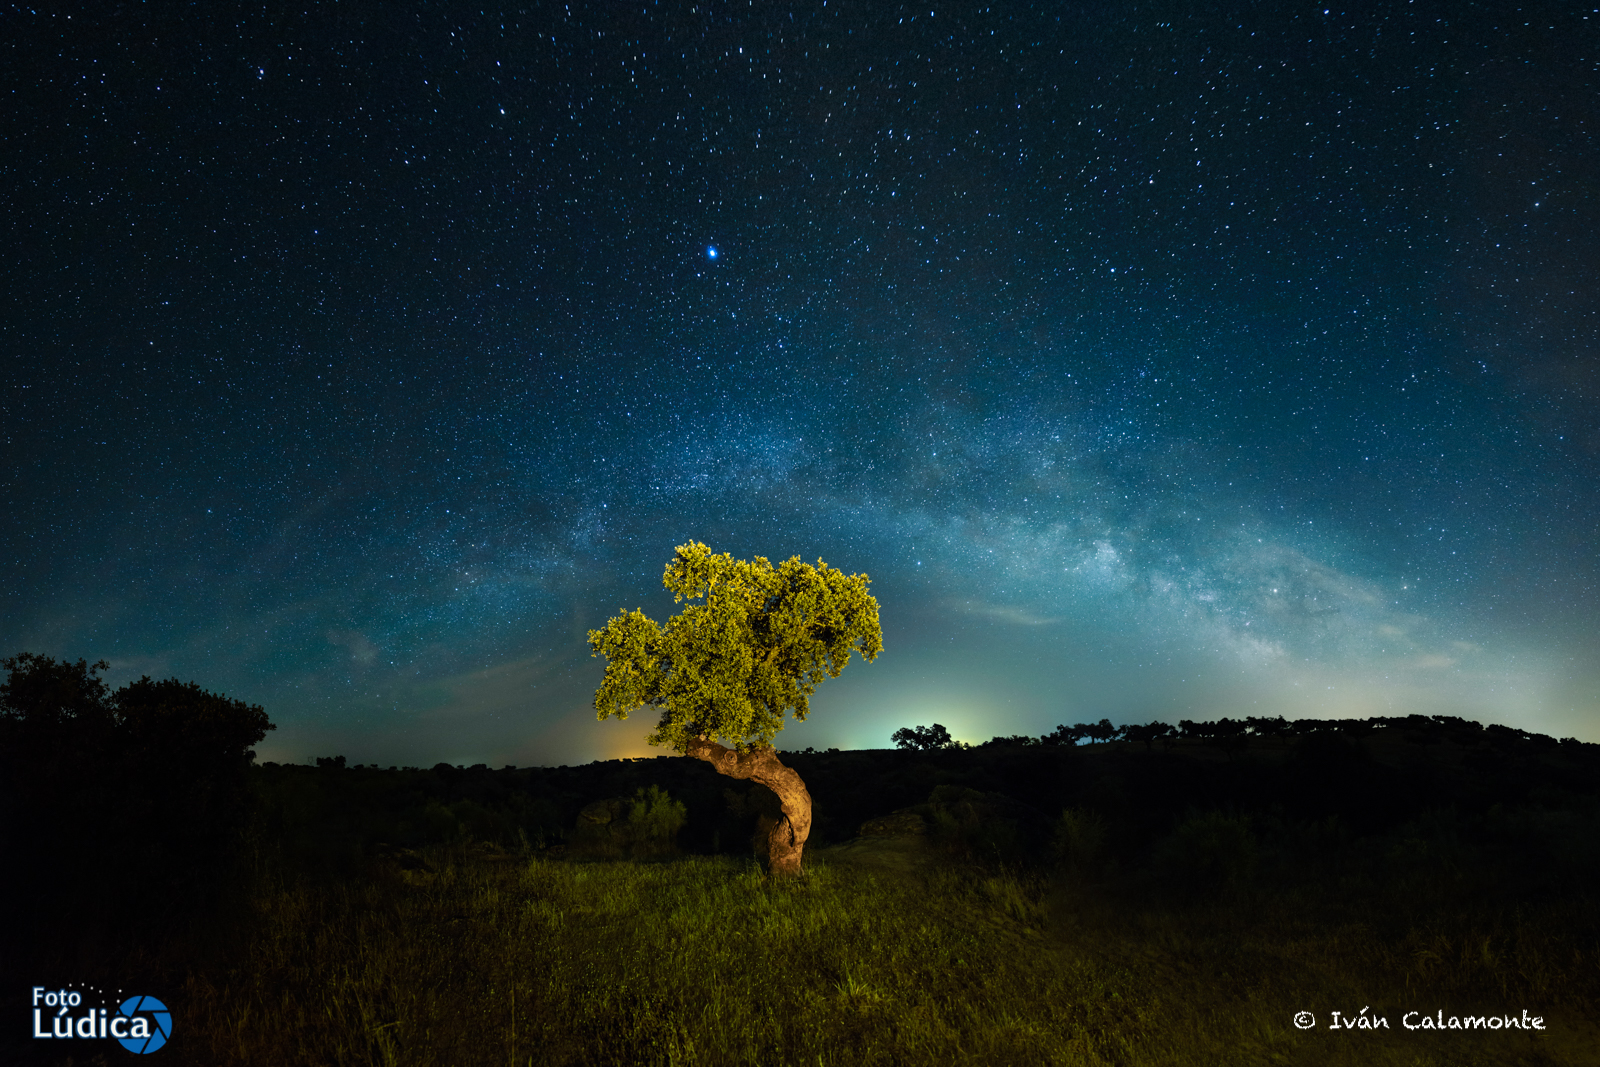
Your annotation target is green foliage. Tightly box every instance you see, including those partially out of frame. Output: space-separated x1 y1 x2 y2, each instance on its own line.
978 874 1049 927
572 786 691 860
588 541 882 752
628 784 689 854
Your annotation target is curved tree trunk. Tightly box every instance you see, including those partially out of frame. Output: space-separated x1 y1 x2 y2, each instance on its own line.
686 736 811 876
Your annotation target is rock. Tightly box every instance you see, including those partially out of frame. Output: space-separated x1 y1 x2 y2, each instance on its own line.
576 797 627 826
372 843 437 884
571 797 631 857
373 843 434 871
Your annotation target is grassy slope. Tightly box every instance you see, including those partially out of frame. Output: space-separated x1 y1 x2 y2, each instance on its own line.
16 726 1597 1066
171 842 1599 1067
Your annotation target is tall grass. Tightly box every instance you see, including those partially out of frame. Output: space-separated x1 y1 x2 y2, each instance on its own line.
171 848 1600 1066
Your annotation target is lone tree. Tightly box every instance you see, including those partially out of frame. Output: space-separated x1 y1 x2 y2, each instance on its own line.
588 541 882 876
892 723 954 751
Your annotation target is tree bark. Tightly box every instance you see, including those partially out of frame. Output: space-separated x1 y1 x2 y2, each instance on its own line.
686 736 811 876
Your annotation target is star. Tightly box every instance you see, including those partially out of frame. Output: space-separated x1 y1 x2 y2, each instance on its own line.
5 1 1595 764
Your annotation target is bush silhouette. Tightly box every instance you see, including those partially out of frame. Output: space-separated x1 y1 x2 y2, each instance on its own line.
1153 811 1258 898
922 785 1027 864
0 653 273 976
1052 808 1109 876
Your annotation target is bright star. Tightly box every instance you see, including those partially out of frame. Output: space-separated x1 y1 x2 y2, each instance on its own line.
707 246 718 260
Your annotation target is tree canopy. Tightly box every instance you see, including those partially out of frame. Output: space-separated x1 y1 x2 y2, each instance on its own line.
589 541 882 752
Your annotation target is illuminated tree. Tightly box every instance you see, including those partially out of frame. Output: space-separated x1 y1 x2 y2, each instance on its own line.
588 541 882 876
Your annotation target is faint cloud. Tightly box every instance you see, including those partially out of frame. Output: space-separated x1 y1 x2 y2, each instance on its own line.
949 600 1062 626
1231 634 1288 664
421 651 577 722
327 630 379 666
1249 542 1385 611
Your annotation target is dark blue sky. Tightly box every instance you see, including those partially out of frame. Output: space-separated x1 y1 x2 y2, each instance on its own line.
4 1 1597 765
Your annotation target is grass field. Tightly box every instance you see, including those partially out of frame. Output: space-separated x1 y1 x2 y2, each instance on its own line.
170 839 1599 1067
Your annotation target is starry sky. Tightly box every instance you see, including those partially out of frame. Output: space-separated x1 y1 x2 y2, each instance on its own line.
4 1 1597 766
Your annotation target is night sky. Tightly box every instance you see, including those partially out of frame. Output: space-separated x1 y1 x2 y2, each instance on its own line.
5 2 1597 766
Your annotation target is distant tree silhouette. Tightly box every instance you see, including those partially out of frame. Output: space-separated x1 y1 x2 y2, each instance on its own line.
1123 722 1176 751
1083 718 1120 743
980 733 1041 748
1244 716 1291 739
1045 723 1087 745
893 723 954 751
1047 719 1120 745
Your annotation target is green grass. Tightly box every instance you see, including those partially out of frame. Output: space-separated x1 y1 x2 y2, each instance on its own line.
171 848 1600 1067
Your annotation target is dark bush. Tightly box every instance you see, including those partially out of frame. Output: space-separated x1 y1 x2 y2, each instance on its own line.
1152 810 1258 899
0 653 273 977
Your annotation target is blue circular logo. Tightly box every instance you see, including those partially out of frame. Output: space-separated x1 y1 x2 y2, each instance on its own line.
116 996 172 1054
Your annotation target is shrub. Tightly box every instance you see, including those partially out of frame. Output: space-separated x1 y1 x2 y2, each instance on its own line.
573 786 688 859
1153 810 1258 898
627 784 689 858
1052 808 1108 875
922 785 1026 865
0 654 273 977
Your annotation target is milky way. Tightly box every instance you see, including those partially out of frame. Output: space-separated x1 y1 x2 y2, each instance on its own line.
4 2 1596 764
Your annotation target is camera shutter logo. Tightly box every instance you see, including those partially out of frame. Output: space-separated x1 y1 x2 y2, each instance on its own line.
116 996 172 1054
